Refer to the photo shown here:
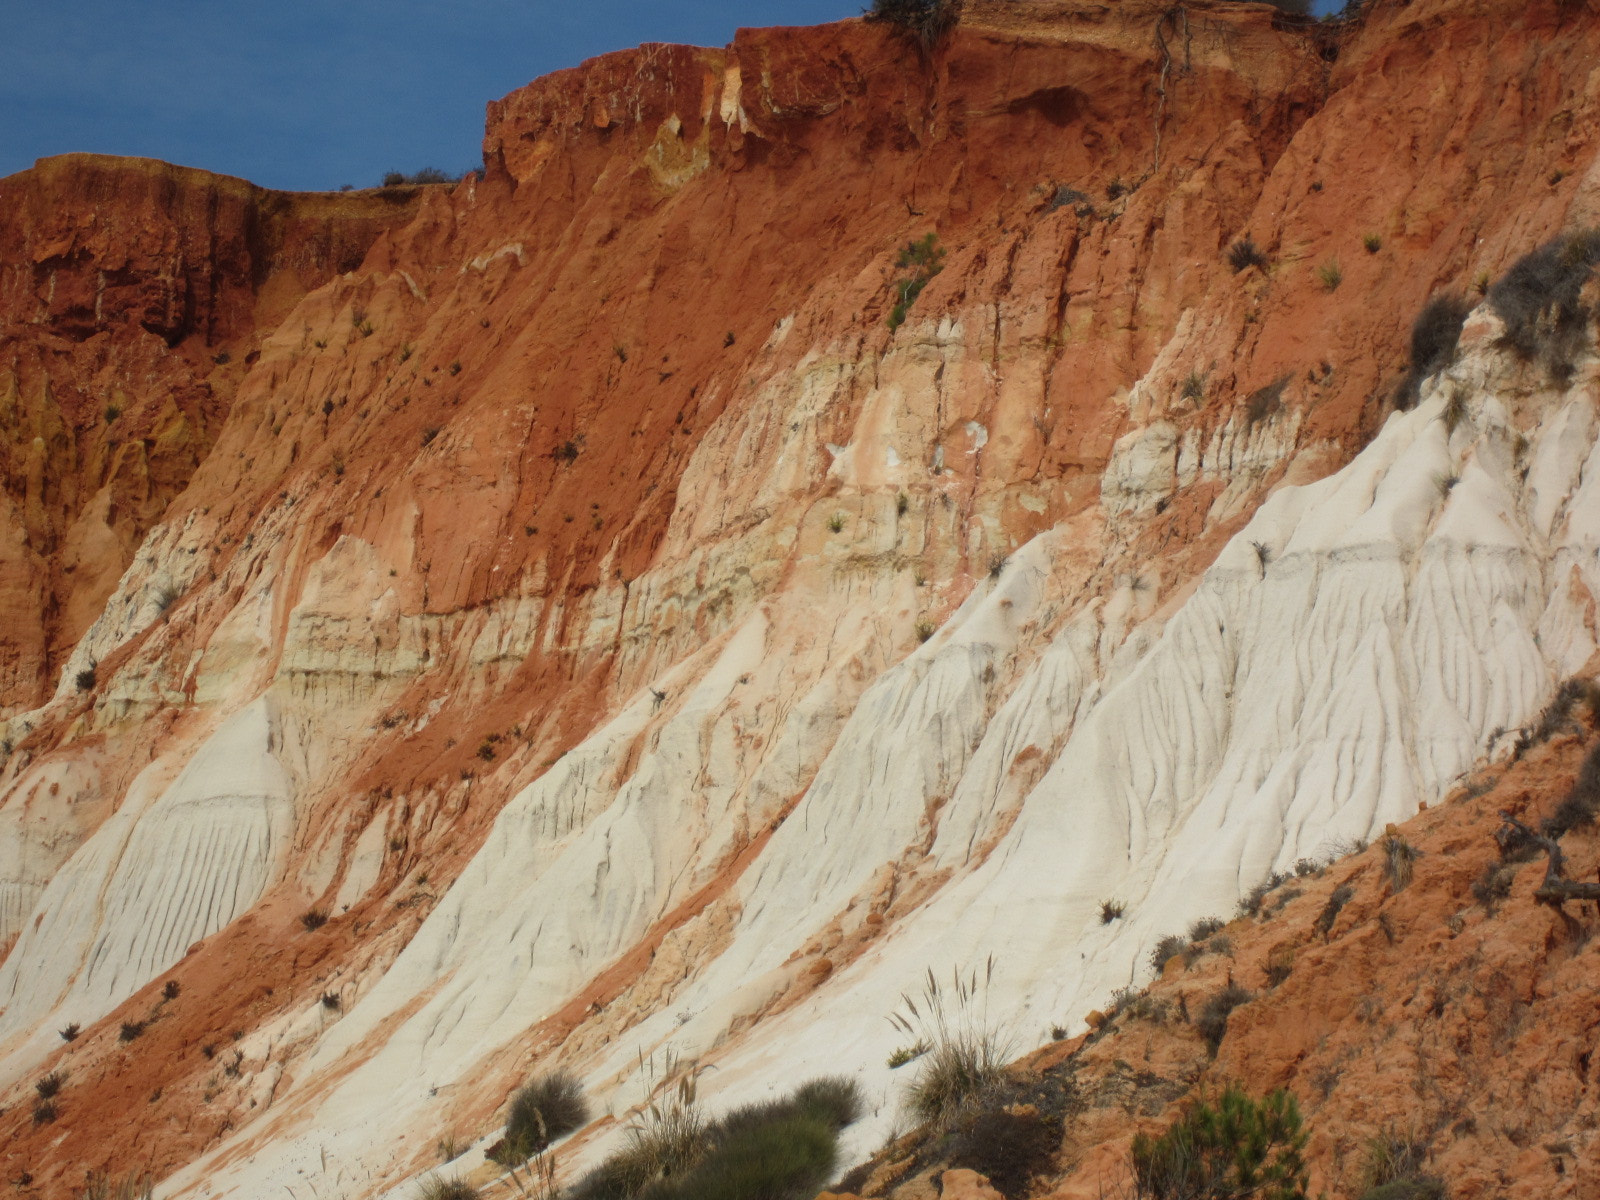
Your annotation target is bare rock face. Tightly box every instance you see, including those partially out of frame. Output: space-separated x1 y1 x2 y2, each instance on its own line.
0 1 1599 1197
0 155 421 714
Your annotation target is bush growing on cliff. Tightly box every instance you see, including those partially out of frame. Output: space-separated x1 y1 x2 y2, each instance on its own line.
1314 883 1354 938
1244 375 1289 427
1379 829 1420 892
1150 934 1188 974
414 1176 477 1200
1396 293 1472 409
1515 675 1600 756
1488 228 1600 379
491 1071 590 1165
1129 1085 1310 1200
35 1069 66 1099
570 1076 861 1200
864 0 960 48
79 1173 154 1200
887 233 947 332
1227 238 1267 274
889 960 1007 1125
383 168 453 186
1195 982 1253 1053
1542 737 1600 839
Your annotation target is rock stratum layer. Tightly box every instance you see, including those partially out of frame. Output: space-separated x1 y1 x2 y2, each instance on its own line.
0 155 424 715
1 0 1598 1196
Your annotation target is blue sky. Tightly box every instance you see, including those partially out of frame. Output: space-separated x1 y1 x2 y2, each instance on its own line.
2 1 1343 192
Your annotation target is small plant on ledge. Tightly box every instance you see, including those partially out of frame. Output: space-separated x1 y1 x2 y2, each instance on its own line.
864 0 960 48
887 232 946 332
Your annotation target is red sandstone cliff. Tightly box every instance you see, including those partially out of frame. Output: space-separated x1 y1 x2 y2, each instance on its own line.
0 1 1598 1197
0 156 422 714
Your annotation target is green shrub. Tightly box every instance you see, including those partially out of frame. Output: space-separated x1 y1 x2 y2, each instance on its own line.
573 1067 708 1199
863 0 960 48
1488 229 1600 379
890 961 1006 1125
1100 898 1126 923
886 233 946 331
414 1175 478 1200
572 1077 860 1200
653 1112 835 1200
1130 1085 1309 1199
789 1077 864 1129
1543 737 1600 838
1316 260 1343 291
1150 934 1187 974
1194 983 1253 1053
1314 884 1354 938
1227 238 1267 273
492 1071 590 1164
383 168 453 186
888 1041 929 1068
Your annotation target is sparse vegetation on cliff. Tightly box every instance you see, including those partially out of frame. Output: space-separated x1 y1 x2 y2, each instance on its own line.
1130 1084 1310 1200
1488 228 1600 379
1195 982 1253 1053
1397 292 1472 408
864 0 959 48
383 168 453 187
570 1074 860 1200
889 960 1006 1125
80 1172 154 1200
414 1175 478 1200
491 1072 589 1165
1227 238 1267 273
886 233 946 331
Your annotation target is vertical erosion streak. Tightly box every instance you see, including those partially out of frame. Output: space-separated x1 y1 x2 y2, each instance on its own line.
82 796 280 1011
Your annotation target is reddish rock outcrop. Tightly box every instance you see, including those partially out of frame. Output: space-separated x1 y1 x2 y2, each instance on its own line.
0 155 421 713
